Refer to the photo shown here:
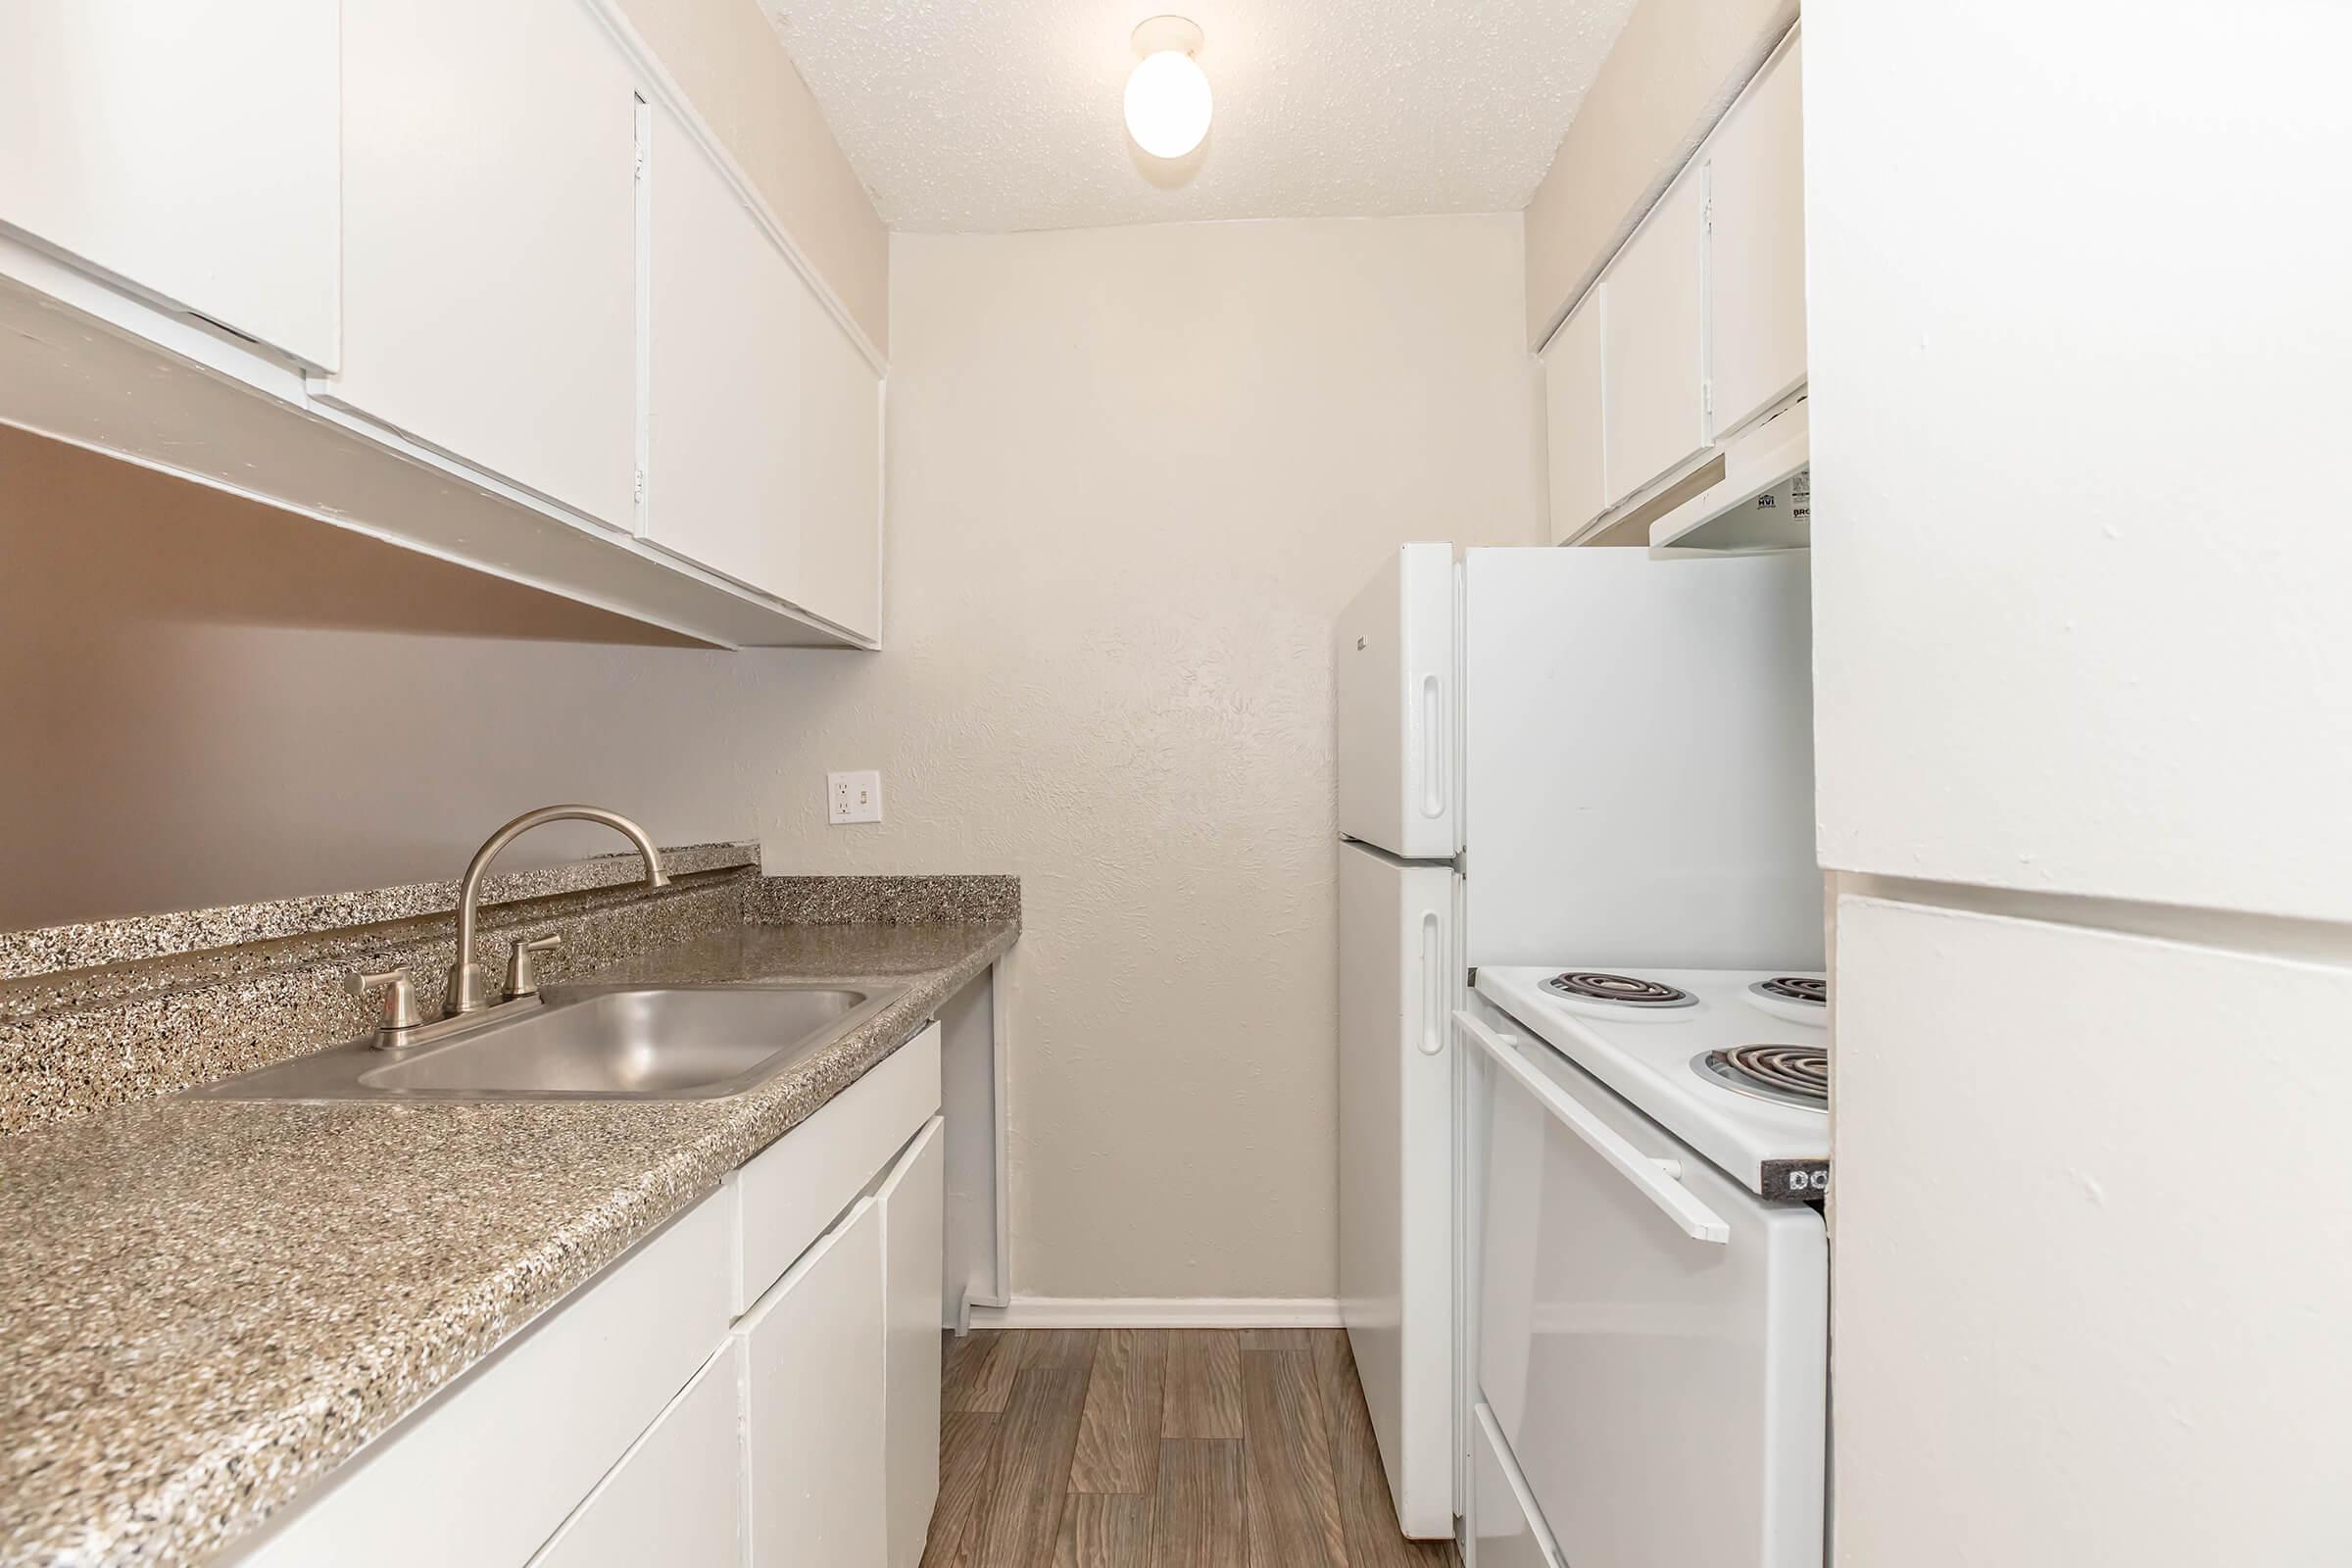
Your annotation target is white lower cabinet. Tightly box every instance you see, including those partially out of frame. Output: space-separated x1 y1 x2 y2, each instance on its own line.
739 1197 889 1566
228 1024 952 1568
879 1119 948 1568
239 1195 734 1568
530 1341 745 1568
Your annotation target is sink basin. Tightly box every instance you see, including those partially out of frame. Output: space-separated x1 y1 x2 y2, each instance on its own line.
188 983 906 1102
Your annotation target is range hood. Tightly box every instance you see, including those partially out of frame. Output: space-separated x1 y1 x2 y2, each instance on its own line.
1647 398 1809 556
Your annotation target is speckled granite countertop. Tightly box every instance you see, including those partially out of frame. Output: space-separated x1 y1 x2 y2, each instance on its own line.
0 919 1017 1567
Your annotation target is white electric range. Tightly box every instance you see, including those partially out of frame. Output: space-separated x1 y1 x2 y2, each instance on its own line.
1460 966 1830 1568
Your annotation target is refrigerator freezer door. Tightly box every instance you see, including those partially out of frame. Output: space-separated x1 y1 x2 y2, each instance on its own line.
1461 547 1821 969
1337 840 1458 1538
1336 543 1459 861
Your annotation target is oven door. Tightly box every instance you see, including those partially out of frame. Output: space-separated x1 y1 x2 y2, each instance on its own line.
1461 1002 1827 1568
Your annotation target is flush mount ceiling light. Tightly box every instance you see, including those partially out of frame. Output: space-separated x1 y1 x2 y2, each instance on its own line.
1123 16 1212 160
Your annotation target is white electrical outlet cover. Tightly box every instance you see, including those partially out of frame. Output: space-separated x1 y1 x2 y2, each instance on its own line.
827 770 883 824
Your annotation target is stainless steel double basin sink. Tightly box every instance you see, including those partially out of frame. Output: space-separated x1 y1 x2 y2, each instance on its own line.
189 984 907 1102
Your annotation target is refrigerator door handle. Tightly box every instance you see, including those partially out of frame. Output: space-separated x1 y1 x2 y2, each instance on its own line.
1418 912 1446 1055
1419 673 1445 819
1457 1009 1732 1245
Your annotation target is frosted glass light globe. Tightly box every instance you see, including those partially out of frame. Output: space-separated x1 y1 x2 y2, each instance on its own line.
1124 50 1212 159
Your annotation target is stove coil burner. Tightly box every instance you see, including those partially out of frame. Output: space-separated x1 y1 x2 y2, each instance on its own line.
1543 971 1696 1009
1750 976 1829 1007
1697 1043 1830 1109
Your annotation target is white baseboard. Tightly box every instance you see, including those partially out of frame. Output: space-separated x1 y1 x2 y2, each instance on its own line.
966 1297 1346 1330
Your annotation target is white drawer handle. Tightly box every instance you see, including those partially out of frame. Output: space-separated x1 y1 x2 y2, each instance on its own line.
1458 1008 1731 1245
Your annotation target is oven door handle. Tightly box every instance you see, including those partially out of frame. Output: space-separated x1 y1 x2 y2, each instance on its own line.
1458 1008 1732 1245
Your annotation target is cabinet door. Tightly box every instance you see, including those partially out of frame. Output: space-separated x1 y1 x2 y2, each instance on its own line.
330 0 638 525
1540 289 1606 544
644 103 802 599
243 1194 733 1568
1834 897 2352 1564
530 1341 744 1568
1600 173 1707 503
1706 36 1806 437
794 292 884 640
877 1118 946 1568
739 1197 887 1567
0 1 338 368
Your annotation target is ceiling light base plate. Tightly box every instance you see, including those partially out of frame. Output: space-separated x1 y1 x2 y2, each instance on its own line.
1132 15 1203 57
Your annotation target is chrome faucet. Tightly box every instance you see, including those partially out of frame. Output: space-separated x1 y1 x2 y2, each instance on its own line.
444 806 670 1016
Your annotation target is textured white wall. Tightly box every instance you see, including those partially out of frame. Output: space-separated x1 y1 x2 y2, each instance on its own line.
747 217 1544 1298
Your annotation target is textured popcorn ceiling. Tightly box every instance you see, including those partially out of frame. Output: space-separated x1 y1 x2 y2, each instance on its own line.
760 0 1642 231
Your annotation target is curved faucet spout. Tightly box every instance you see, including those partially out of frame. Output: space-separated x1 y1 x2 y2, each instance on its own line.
445 806 670 1016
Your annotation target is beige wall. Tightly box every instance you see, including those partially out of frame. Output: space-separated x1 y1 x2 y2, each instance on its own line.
1522 0 1794 345
0 426 789 925
618 0 890 354
745 216 1544 1300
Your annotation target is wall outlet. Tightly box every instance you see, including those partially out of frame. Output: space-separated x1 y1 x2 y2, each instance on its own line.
827 770 883 824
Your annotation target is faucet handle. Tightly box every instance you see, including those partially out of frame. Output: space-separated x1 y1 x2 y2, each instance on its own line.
350 967 425 1033
504 933 564 1002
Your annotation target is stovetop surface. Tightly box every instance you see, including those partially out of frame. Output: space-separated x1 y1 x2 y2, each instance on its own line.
1476 965 1830 1191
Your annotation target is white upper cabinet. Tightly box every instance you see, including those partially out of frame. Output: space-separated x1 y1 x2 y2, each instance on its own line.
644 102 803 599
795 290 885 641
0 1 339 368
1541 288 1607 544
1600 172 1707 506
1809 7 2352 919
1704 35 1807 439
328 0 639 527
644 108 883 639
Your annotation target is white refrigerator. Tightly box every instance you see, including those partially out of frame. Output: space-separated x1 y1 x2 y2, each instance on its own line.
1333 543 1821 1539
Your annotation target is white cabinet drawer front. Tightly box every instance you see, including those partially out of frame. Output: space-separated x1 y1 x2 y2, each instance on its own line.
0 0 340 369
878 1117 947 1568
329 0 638 525
1600 172 1707 504
529 1340 744 1568
734 1022 941 1313
1705 34 1806 439
738 1197 888 1566
240 1193 732 1568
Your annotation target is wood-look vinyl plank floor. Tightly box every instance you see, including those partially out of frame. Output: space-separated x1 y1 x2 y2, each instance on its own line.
1071 1330 1168 1494
1151 1439 1246 1568
1160 1330 1244 1440
944 1329 1022 1414
1054 1493 1155 1568
1239 1349 1347 1568
973 1367 1093 1567
919 1408 1002 1568
920 1329 1457 1568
